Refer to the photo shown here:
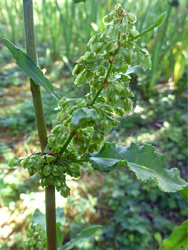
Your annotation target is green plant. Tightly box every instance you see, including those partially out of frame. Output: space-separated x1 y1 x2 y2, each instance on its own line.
2 2 188 250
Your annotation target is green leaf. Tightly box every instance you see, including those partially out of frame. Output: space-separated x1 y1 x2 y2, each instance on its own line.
61 225 102 250
2 38 60 101
87 143 187 192
179 185 188 202
159 220 188 250
56 207 65 226
72 0 86 3
32 209 46 231
154 12 167 27
71 108 97 129
56 207 65 247
32 207 65 232
130 12 166 41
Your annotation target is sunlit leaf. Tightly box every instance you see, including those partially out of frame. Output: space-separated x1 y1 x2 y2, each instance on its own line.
32 207 65 232
159 220 188 250
87 143 187 193
61 225 102 250
32 209 46 230
2 38 60 100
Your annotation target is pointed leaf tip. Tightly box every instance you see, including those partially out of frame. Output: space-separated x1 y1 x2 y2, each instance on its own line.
154 12 166 27
2 38 60 101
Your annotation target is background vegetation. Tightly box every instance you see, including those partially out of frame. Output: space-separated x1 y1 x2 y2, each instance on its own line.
0 0 187 249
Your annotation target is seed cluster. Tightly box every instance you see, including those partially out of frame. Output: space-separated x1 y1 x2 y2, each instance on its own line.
9 4 151 198
24 225 47 250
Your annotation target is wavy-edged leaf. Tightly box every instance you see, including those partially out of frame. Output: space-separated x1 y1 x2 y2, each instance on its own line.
71 107 97 129
130 12 166 41
159 220 188 250
61 225 102 250
2 38 60 100
87 143 187 193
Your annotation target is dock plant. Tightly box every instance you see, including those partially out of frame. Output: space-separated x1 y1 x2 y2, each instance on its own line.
3 1 187 250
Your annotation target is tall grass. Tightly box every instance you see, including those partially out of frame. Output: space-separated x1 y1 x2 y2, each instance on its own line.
1 0 187 93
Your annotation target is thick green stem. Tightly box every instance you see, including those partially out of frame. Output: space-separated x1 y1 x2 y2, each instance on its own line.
22 1 57 249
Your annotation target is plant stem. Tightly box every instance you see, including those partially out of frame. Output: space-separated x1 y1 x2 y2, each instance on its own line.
59 131 76 156
90 87 103 107
22 1 57 249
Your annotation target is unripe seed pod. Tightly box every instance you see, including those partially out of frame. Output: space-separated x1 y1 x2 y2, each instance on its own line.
114 95 119 102
75 73 86 86
56 181 61 187
8 156 22 168
56 112 66 123
48 136 56 146
72 64 84 75
60 184 70 198
97 134 101 139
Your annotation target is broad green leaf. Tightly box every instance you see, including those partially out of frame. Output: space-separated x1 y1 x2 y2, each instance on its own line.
130 12 166 41
159 220 188 250
2 38 60 100
32 207 65 232
61 225 102 250
87 143 187 193
73 0 86 3
56 207 65 226
32 209 46 230
179 185 188 202
71 108 97 129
